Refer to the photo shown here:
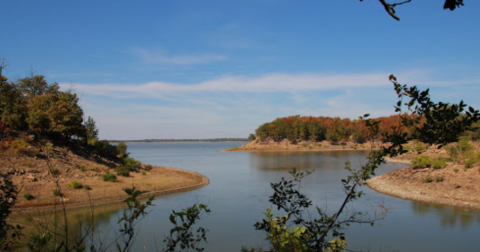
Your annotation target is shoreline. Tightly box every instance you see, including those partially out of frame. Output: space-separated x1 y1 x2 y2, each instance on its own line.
366 170 480 211
12 167 210 213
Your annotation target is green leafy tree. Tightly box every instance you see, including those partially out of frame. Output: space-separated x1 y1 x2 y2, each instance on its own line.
16 74 59 97
116 142 129 158
0 77 28 137
84 116 99 144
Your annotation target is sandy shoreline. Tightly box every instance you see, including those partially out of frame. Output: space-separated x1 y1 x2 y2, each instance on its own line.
366 171 480 211
12 166 209 213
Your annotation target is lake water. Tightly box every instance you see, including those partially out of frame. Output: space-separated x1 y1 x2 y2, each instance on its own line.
19 142 480 251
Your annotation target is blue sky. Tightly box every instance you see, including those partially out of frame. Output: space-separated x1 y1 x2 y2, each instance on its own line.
2 1 480 140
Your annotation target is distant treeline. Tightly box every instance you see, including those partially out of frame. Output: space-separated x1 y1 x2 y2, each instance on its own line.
109 138 249 143
255 115 421 144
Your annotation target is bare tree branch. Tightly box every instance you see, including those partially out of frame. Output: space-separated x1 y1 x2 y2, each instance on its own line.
377 0 412 21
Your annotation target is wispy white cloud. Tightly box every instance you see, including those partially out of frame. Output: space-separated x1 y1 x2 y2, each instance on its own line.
69 70 480 139
128 48 227 65
66 70 480 99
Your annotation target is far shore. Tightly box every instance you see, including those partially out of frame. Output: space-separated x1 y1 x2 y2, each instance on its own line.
222 139 387 152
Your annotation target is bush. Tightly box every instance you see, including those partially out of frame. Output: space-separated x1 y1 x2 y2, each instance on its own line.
141 171 146 176
122 157 141 169
89 139 118 158
436 176 444 182
68 180 83 189
23 193 34 200
413 140 426 153
445 145 459 162
52 189 62 196
464 158 477 168
78 164 86 172
102 171 117 182
423 177 433 183
116 166 130 177
411 155 431 169
144 164 153 171
83 185 91 190
10 139 38 156
432 158 447 169
116 142 129 158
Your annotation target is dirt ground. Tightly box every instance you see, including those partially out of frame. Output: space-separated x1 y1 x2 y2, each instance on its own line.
368 142 480 211
1 145 209 212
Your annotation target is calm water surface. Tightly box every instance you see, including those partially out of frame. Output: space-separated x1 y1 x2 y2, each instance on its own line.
38 142 480 251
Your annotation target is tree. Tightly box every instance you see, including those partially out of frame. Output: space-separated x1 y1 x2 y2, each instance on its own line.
84 116 99 144
248 133 256 141
116 142 129 158
364 0 464 21
0 58 8 78
17 74 59 97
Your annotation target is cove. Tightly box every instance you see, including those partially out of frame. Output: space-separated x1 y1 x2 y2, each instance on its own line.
14 142 480 251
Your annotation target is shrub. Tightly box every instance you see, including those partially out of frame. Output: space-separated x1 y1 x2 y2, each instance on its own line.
68 180 83 189
454 168 459 173
116 142 129 158
411 155 431 169
445 145 459 162
423 177 433 183
52 189 62 196
121 157 141 169
464 158 477 168
23 193 34 200
78 165 86 172
458 138 474 155
90 139 118 158
116 166 130 177
436 176 444 182
83 185 91 190
102 171 117 182
432 158 447 169
141 171 146 176
413 140 426 153
144 164 153 171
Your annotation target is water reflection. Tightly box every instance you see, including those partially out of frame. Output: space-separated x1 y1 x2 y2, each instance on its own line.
249 150 370 171
411 201 480 230
11 202 126 251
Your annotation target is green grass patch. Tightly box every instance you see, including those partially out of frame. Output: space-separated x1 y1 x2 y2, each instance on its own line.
102 171 117 182
23 193 34 200
432 158 447 169
116 166 130 177
423 177 434 183
52 189 62 197
68 180 83 189
412 155 431 169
